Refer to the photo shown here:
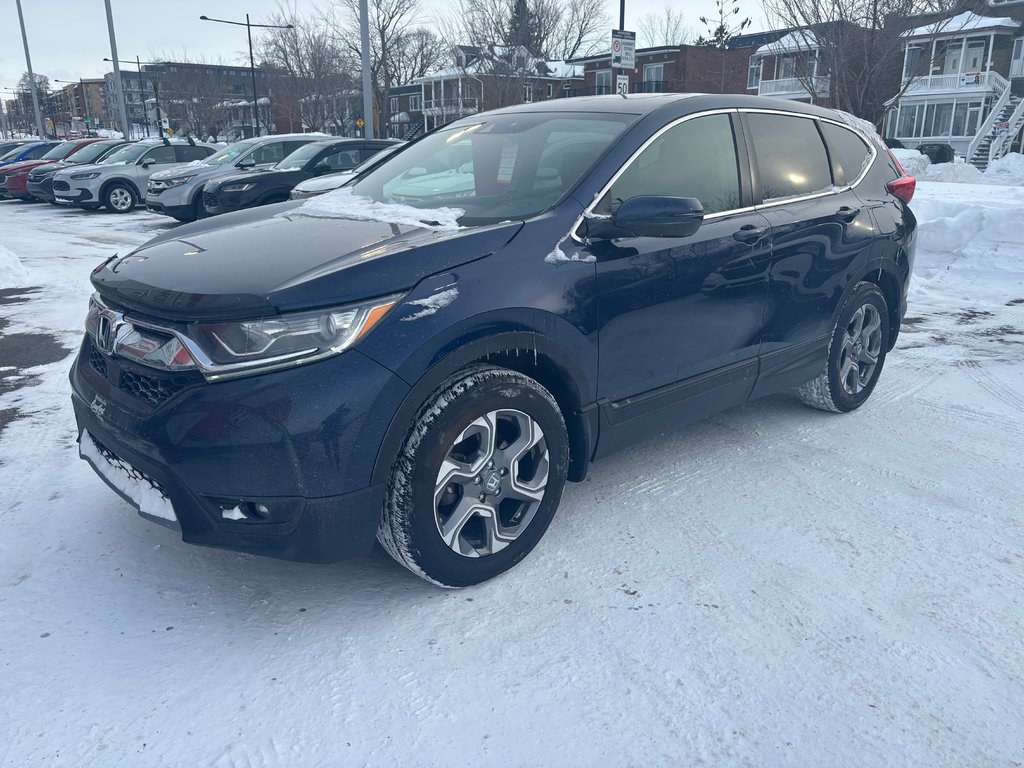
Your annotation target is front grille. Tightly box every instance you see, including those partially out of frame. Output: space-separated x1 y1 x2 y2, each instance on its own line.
0 175 7 184
119 368 187 407
202 190 217 209
28 173 45 182
148 187 163 196
53 180 70 191
89 345 108 376
90 433 170 501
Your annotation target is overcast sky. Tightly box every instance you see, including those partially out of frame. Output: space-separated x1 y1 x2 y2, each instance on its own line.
1 0 769 91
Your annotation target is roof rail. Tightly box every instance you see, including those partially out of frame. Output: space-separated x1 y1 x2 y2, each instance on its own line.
161 136 170 146
187 136 195 146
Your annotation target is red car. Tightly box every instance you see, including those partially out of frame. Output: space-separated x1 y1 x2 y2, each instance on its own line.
0 138 107 200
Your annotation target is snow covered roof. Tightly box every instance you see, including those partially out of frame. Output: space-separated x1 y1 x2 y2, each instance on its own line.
902 11 1020 39
756 31 818 55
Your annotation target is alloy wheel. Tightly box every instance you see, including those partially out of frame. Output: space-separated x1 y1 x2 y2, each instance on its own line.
838 304 883 395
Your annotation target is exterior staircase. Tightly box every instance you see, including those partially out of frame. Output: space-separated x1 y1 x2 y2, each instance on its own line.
403 123 426 141
968 94 1024 170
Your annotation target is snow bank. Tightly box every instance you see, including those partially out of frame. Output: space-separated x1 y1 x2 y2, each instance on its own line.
289 186 464 232
923 158 985 184
984 152 1024 185
0 244 30 288
891 148 931 178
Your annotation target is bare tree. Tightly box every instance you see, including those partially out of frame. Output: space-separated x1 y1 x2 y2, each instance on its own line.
694 0 751 48
259 3 356 133
328 0 423 135
763 0 959 125
638 6 692 48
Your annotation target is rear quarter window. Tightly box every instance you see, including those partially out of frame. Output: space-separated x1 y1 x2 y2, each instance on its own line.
177 145 213 162
747 113 833 201
821 122 872 186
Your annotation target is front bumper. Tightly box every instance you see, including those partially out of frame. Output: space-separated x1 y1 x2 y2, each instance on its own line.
26 177 55 202
2 174 30 198
202 188 255 216
70 335 411 563
53 184 96 205
145 197 193 219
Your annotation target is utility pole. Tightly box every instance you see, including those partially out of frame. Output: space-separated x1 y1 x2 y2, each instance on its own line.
359 0 374 138
103 0 130 139
15 0 45 138
137 56 150 136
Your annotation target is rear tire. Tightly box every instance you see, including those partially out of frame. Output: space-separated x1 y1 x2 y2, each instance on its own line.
797 282 890 412
378 365 569 587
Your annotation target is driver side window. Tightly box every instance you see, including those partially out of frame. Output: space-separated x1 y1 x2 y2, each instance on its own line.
596 113 741 216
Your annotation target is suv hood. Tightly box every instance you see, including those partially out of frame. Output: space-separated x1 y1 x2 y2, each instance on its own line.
0 159 51 174
208 167 296 189
91 202 522 321
151 163 258 183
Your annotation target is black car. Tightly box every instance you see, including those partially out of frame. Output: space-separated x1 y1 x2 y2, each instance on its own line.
71 94 917 587
202 138 400 216
916 142 956 164
26 140 129 204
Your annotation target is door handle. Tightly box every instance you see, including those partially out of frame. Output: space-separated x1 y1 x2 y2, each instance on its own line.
732 225 768 244
835 206 860 222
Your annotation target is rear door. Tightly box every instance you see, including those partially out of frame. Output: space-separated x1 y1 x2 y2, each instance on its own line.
135 144 177 184
741 111 879 394
575 111 772 428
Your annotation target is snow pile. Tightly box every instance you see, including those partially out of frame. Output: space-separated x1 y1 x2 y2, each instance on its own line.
923 158 985 184
401 286 459 321
0 244 30 287
290 186 464 232
832 109 878 142
984 152 1024 185
891 148 931 177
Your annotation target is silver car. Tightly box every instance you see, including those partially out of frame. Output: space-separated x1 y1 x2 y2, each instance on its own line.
52 139 218 213
146 133 327 222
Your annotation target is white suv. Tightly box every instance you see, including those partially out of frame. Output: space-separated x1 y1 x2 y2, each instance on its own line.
52 139 218 213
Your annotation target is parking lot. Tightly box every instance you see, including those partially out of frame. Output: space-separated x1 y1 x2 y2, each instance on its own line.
1 184 1023 766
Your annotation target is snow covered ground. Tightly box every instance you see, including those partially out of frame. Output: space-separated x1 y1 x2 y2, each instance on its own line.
1 184 1023 767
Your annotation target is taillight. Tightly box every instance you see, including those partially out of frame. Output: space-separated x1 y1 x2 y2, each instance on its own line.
885 149 915 204
887 175 916 204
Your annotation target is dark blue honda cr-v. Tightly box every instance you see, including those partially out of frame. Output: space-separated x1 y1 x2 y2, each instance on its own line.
71 94 917 586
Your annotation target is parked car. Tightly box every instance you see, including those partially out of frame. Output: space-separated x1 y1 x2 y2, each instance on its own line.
52 138 218 213
202 138 400 216
0 142 60 186
26 140 129 204
916 142 956 164
145 133 328 222
71 94 917 586
0 140 31 159
0 138 109 200
290 143 405 199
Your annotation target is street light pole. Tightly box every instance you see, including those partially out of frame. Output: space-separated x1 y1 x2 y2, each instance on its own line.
200 14 294 139
103 0 130 139
15 0 46 138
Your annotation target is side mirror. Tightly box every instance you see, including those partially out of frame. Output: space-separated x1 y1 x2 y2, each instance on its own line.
589 196 705 239
237 157 256 169
141 157 156 168
313 161 332 175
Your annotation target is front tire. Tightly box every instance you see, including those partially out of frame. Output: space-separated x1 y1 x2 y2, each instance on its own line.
797 281 890 412
378 366 569 587
103 183 136 213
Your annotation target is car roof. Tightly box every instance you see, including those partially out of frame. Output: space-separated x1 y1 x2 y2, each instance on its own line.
479 93 855 124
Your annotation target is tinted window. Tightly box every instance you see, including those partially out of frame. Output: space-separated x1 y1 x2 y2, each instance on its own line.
747 113 832 200
821 122 871 185
176 145 213 162
596 113 741 215
323 148 361 170
250 142 286 165
143 146 177 164
42 141 78 160
22 144 54 160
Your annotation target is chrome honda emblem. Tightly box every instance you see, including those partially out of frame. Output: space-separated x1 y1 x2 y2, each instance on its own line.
95 313 115 354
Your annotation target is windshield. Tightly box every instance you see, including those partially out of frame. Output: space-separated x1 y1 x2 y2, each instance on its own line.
203 140 257 166
350 113 634 224
275 142 328 171
42 141 78 160
68 142 118 164
101 143 149 165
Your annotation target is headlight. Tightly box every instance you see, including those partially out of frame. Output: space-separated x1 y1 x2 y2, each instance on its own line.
70 172 101 180
184 295 401 379
162 175 196 188
221 182 256 193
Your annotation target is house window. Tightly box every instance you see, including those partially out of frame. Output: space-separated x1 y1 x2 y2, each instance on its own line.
595 70 612 94
777 54 796 79
903 46 924 79
409 94 422 111
547 83 553 97
1012 38 1023 77
806 50 818 78
390 96 399 113
523 83 533 103
643 64 664 93
747 56 761 88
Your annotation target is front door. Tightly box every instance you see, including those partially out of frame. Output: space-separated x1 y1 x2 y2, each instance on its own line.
575 112 771 450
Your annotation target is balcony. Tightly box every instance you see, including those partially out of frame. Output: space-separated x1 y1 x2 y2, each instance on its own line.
758 76 830 99
422 98 478 116
901 70 1007 96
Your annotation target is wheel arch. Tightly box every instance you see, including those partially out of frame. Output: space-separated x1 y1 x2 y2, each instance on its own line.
852 259 904 350
370 330 596 488
99 176 139 204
